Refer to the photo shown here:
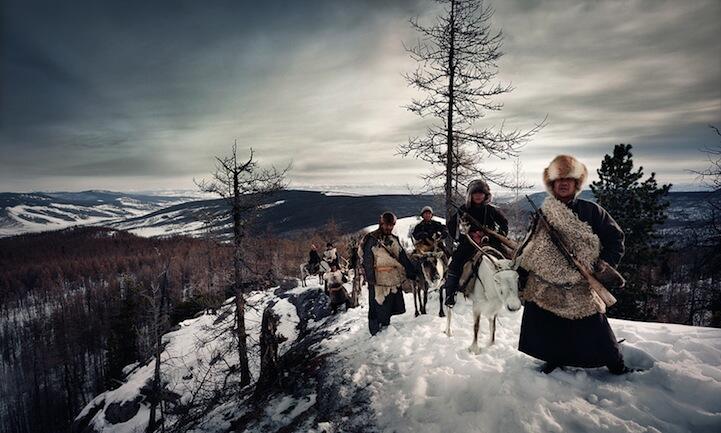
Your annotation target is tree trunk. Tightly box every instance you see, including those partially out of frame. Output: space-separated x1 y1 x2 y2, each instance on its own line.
233 172 252 387
254 306 281 396
147 272 168 433
445 0 456 220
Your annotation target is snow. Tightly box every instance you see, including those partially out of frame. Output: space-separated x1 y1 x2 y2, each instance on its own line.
76 278 721 433
313 289 721 433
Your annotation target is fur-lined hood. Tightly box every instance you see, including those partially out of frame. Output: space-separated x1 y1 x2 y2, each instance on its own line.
465 179 492 207
543 155 588 197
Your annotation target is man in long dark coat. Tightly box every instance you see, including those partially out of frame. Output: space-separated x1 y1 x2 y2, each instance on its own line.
516 154 630 374
360 212 417 335
444 179 509 307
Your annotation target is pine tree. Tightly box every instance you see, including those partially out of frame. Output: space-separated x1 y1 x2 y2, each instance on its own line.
590 144 671 320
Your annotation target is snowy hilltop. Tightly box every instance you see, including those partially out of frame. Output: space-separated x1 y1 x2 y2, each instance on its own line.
73 277 721 432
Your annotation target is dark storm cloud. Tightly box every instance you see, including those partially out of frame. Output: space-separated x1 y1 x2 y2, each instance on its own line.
0 0 719 192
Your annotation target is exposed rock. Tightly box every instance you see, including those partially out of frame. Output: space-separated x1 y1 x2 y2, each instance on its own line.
104 395 143 424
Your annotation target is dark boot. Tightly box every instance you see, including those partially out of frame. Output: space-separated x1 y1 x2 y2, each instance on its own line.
444 273 460 307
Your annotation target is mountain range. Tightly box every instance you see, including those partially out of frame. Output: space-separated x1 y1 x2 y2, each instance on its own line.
1 189 716 240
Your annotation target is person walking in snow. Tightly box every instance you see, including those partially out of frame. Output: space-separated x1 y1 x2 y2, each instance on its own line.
324 262 352 314
443 179 509 307
323 242 339 268
516 154 630 374
360 212 417 335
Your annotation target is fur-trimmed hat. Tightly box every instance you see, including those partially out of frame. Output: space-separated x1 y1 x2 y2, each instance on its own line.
543 155 588 196
420 206 433 215
380 211 397 224
466 179 492 206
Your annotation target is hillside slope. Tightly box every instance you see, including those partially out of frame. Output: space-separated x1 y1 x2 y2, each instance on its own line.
73 279 721 433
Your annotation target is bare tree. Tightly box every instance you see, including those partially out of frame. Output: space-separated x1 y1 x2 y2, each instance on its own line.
399 0 545 218
507 157 532 239
147 266 170 433
197 142 289 387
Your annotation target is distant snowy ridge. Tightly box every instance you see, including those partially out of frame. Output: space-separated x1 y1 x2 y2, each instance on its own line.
0 191 193 238
74 277 721 433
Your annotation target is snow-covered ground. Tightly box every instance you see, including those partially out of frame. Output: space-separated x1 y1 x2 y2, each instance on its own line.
75 275 721 433
317 289 721 433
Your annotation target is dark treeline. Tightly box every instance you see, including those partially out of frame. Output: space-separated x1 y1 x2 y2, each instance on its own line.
0 227 236 433
0 223 355 433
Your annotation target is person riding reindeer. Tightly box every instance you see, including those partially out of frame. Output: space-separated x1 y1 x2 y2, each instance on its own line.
307 244 321 274
412 206 449 244
515 154 631 374
444 179 509 307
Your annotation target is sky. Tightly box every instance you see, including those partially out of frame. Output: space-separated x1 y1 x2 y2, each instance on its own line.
1 0 719 194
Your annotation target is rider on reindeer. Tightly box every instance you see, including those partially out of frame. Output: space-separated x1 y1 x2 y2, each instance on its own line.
444 179 509 307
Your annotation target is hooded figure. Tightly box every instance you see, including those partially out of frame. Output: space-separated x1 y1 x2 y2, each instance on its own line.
516 155 629 374
443 179 509 307
360 212 417 335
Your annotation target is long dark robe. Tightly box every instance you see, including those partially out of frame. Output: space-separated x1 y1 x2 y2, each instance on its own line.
361 229 416 335
518 197 625 370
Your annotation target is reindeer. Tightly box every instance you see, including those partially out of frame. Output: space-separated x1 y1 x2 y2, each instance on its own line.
411 236 449 317
445 246 522 354
299 260 330 287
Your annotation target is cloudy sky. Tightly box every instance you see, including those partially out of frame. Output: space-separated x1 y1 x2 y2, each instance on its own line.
1 0 719 193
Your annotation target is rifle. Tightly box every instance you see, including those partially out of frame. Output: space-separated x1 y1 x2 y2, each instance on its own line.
525 196 617 308
450 203 518 251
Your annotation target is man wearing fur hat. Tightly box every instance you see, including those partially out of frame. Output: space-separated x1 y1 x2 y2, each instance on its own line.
360 212 417 335
516 155 629 374
444 179 509 307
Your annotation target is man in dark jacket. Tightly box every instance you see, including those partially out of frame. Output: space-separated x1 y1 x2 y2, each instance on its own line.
516 154 629 374
360 212 417 335
444 179 509 307
308 244 321 273
412 206 448 242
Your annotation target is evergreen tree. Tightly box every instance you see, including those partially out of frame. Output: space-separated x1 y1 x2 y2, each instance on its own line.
590 144 671 320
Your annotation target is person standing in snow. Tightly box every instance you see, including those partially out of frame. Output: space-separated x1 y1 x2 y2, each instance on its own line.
323 242 339 268
516 155 630 374
324 262 352 314
360 212 417 335
444 179 509 307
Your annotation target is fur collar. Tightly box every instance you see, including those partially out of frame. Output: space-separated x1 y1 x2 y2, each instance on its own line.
518 195 603 319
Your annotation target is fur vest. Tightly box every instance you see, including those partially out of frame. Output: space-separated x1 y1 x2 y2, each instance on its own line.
518 196 604 319
371 235 406 299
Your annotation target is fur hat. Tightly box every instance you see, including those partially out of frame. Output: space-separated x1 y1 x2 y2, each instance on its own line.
420 206 433 215
543 155 588 196
380 211 397 224
466 179 492 206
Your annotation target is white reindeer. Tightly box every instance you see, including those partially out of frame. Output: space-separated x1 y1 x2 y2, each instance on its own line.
445 247 522 354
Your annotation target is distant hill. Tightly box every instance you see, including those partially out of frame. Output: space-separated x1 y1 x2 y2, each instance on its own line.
1 189 716 241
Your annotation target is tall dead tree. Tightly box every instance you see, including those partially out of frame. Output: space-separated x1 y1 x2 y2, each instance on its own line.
198 142 289 387
146 267 169 433
399 0 545 218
